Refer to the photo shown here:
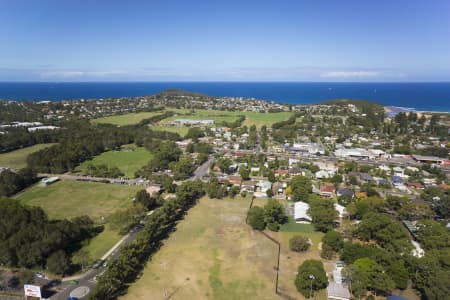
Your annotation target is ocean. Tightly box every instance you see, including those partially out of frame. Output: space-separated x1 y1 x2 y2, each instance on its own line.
0 82 449 112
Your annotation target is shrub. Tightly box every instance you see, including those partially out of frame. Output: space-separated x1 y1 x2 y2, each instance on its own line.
289 235 310 252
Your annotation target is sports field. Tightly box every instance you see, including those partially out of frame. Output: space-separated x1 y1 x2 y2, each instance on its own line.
75 144 152 178
163 109 294 128
121 196 280 300
149 125 191 137
15 180 140 221
0 143 56 169
91 111 164 126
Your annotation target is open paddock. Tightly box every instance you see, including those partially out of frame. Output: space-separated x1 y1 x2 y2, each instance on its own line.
121 196 280 300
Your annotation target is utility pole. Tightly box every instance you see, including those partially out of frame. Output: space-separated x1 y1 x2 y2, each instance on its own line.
309 274 315 299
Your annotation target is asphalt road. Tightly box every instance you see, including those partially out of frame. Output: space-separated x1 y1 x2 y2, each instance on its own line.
49 225 143 300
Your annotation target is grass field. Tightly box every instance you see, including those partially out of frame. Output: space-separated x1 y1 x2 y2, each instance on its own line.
241 111 293 127
0 143 56 169
149 125 191 137
92 111 164 126
121 196 280 300
75 144 152 178
15 180 140 221
82 224 121 260
165 109 293 128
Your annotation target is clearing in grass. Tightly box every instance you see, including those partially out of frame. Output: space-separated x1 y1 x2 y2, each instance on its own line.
92 111 165 126
121 196 280 300
75 144 153 178
0 143 56 169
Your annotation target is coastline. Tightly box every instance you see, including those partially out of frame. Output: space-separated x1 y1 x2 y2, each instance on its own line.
0 82 450 113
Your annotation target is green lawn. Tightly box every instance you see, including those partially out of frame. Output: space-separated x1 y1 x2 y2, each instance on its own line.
164 109 293 128
162 109 241 125
75 144 152 178
82 224 121 260
15 180 140 221
0 143 56 169
149 125 191 137
241 111 293 127
91 111 165 126
91 109 293 129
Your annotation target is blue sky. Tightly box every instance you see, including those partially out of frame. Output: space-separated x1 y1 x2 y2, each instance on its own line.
1 0 449 82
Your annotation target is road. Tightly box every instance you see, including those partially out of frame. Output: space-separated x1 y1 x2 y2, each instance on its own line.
37 173 153 187
191 157 215 180
48 211 156 300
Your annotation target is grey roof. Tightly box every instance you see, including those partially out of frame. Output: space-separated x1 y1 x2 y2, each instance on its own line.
327 282 351 300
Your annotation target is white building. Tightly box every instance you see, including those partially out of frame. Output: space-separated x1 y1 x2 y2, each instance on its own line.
28 126 59 132
294 201 312 223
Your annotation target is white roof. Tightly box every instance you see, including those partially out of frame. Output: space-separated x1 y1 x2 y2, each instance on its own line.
334 203 346 218
294 201 312 222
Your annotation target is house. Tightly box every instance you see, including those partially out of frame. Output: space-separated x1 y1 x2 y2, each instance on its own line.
359 173 373 183
276 169 289 177
334 203 347 218
336 188 354 198
392 176 404 187
257 180 272 193
146 184 162 195
319 185 335 198
315 170 332 179
375 177 390 186
406 182 424 190
241 181 257 193
289 167 301 176
355 191 367 199
294 201 312 223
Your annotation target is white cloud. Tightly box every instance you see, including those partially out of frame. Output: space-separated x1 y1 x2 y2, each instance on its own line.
40 70 126 78
320 71 380 78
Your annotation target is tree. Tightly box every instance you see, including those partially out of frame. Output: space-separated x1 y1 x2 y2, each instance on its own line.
47 250 70 275
266 188 274 198
354 258 395 295
343 265 368 299
72 249 92 272
291 175 312 202
387 260 408 290
217 158 232 174
356 212 411 253
415 220 450 250
308 198 338 232
247 206 265 230
399 202 434 221
135 189 156 210
268 171 276 183
289 235 310 252
264 199 287 228
295 259 328 298
169 157 195 180
321 230 343 259
239 167 250 180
